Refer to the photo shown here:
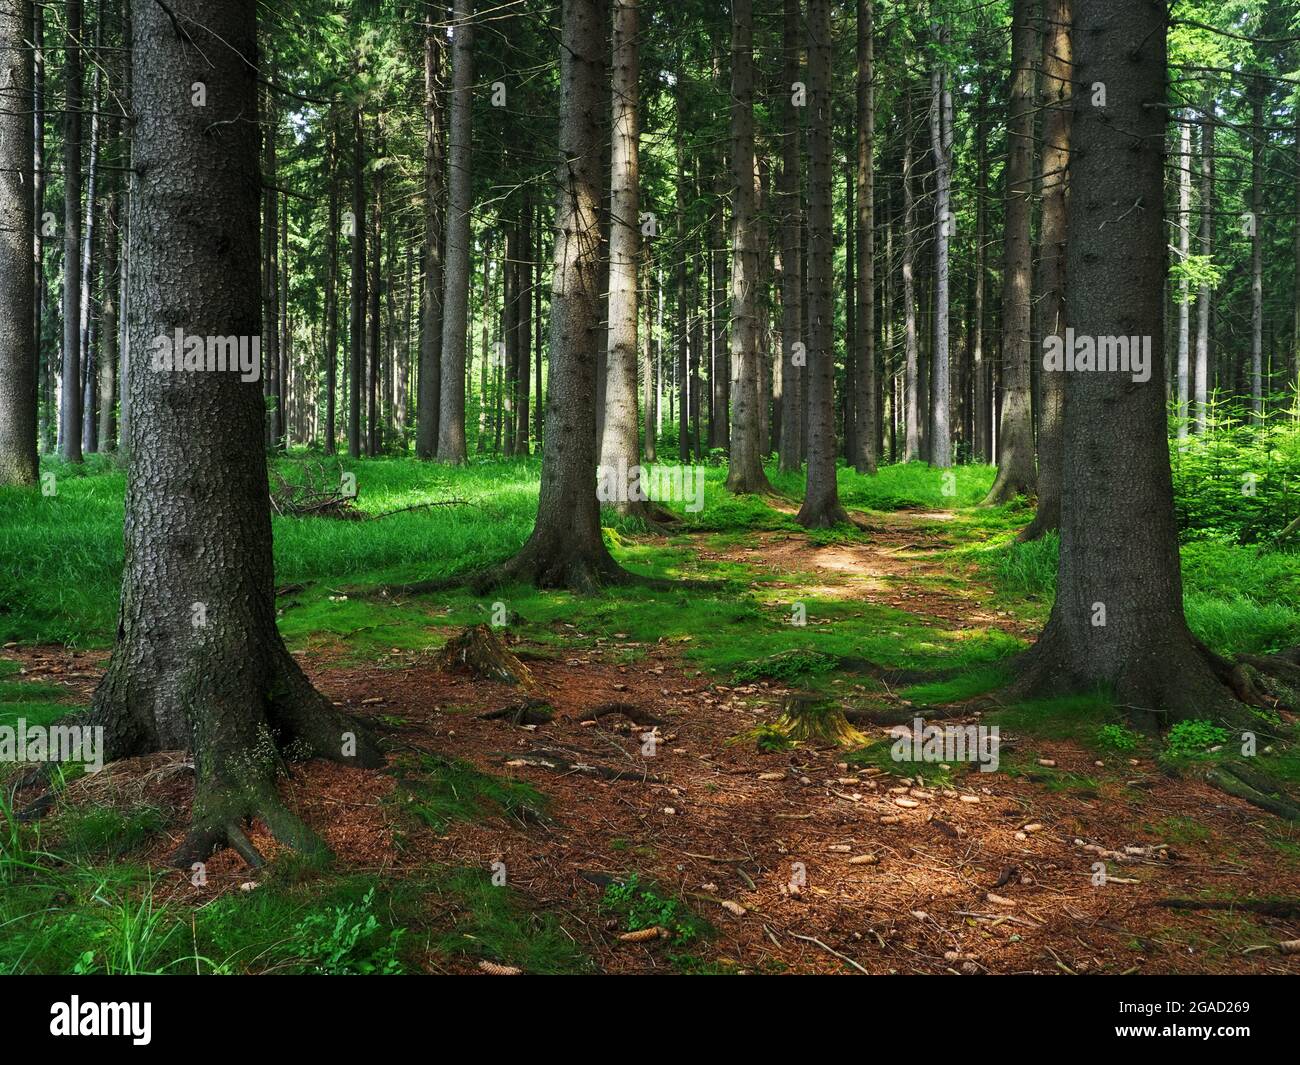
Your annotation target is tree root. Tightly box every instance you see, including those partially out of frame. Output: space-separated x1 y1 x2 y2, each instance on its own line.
495 750 661 783
172 780 328 870
1154 897 1300 918
1205 762 1300 821
579 702 667 727
478 698 555 725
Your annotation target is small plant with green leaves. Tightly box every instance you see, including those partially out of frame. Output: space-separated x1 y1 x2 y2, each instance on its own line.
600 874 710 947
1165 720 1231 760
289 888 404 975
1096 723 1140 752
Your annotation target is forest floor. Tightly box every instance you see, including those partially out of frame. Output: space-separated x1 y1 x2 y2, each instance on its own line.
5 479 1300 975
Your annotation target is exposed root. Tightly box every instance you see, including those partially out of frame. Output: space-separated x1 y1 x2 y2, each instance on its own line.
580 702 667 727
1205 762 1300 821
494 749 661 783
1154 897 1300 918
478 698 555 725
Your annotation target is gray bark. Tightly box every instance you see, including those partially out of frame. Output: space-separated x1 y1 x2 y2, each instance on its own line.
0 0 36 483
93 0 380 867
796 0 849 528
60 0 83 461
437 0 473 462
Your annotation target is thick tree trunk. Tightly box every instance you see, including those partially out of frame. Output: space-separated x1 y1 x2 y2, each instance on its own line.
93 0 381 868
928 25 952 468
1020 0 1070 541
1007 0 1244 730
852 0 876 474
777 0 803 474
983 0 1037 503
796 0 849 528
416 17 444 459
724 0 771 495
486 0 626 592
0 0 36 484
60 0 83 462
437 0 473 463
1195 99 1212 433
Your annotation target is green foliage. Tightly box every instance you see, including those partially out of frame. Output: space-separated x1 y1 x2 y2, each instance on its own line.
732 649 837 685
1165 720 1232 758
289 887 404 975
600 874 709 947
397 755 546 832
53 806 166 859
1096 724 1140 752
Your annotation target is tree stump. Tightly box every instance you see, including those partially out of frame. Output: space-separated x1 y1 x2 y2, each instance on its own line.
433 624 534 687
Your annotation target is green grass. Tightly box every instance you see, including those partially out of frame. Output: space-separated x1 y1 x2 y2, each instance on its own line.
394 755 547 832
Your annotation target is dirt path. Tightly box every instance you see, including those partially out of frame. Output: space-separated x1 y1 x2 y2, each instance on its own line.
7 513 1300 974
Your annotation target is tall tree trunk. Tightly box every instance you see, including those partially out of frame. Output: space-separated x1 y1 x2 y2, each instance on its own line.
32 0 45 453
486 0 625 591
1195 99 1213 433
902 87 920 462
93 0 380 869
1020 0 1070 541
367 135 382 455
263 87 281 449
98 182 119 451
928 22 952 468
983 0 1038 503
1176 114 1191 437
348 105 366 458
675 82 689 464
0 0 36 483
60 0 84 462
80 4 104 452
724 0 771 495
437 0 473 463
599 0 658 513
852 0 876 474
1250 80 1263 423
516 190 532 453
504 208 519 456
972 81 988 461
416 16 444 458
796 0 850 527
1007 0 1244 728
778 0 802 474
324 110 339 454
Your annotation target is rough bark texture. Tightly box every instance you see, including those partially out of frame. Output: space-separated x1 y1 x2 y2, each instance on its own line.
599 0 656 513
852 0 876 475
902 88 920 462
796 0 849 528
1007 0 1244 730
1250 83 1263 423
416 15 444 459
983 0 1037 504
928 26 953 469
60 0 83 462
1019 0 1070 542
1176 115 1191 438
484 0 626 592
1194 100 1212 433
724 0 771 496
92 0 381 867
348 105 365 458
437 0 473 463
0 0 36 485
323 110 339 454
777 0 802 474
